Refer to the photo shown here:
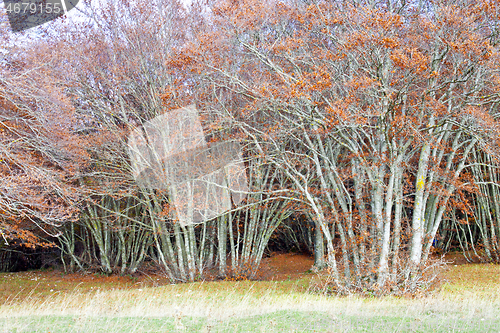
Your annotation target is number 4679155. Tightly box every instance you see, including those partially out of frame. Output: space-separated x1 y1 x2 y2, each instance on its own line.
5 2 62 15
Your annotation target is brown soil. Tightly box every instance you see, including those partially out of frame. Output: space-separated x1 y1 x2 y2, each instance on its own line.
256 252 315 281
438 250 487 265
254 250 489 281
255 251 482 280
0 250 490 295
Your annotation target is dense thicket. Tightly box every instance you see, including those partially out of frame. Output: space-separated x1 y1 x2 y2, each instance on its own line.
1 0 500 295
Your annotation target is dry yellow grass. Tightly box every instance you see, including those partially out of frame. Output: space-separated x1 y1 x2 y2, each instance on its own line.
0 264 499 332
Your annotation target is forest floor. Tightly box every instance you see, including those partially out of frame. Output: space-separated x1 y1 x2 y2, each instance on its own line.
0 252 499 332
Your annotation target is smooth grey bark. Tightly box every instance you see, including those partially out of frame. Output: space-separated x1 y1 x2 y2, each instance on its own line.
409 142 431 269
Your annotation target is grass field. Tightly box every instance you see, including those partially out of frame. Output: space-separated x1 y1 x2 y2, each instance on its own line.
0 262 499 332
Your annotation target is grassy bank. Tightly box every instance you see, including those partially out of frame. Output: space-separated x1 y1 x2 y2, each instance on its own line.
0 264 499 332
